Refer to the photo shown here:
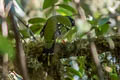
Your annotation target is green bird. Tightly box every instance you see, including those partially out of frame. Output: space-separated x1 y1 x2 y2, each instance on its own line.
40 15 75 54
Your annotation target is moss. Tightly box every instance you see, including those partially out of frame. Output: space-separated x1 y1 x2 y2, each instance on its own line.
8 35 120 80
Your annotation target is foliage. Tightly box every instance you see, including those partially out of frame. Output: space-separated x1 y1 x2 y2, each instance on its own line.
0 0 120 80
0 35 15 60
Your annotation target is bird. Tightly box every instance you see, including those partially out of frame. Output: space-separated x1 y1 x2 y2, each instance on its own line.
40 15 75 54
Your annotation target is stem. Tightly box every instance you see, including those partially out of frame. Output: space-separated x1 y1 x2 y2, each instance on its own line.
9 8 30 80
73 0 104 79
2 54 8 80
73 0 86 20
0 0 9 79
2 19 9 80
15 15 36 40
90 41 104 80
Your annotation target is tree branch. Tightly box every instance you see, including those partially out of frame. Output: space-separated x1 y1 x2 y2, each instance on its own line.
9 2 30 80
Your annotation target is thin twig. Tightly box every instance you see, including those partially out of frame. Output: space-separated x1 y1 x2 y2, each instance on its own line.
73 0 104 79
90 40 104 80
15 15 36 40
9 13 30 80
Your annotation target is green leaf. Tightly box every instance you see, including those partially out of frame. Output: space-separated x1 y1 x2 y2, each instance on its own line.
64 27 77 41
56 15 72 27
96 24 109 36
0 35 15 59
88 18 98 25
44 7 54 17
30 24 44 34
28 17 46 24
93 75 99 80
98 17 109 26
20 29 30 38
56 8 73 16
100 24 109 34
57 4 76 13
93 11 101 19
67 67 82 78
43 0 58 9
110 73 119 80
63 0 72 3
